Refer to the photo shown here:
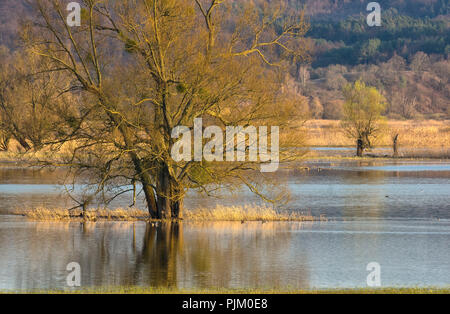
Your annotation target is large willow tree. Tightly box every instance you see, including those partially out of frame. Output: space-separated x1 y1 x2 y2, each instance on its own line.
22 0 310 219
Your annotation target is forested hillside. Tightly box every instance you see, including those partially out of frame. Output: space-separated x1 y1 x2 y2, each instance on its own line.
283 0 450 118
0 0 449 118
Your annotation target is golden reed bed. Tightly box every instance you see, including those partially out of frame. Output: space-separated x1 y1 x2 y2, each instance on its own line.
1 119 448 162
14 205 322 222
305 119 450 148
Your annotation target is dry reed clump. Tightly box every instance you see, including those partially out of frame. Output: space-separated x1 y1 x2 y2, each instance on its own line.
15 205 322 222
184 205 319 222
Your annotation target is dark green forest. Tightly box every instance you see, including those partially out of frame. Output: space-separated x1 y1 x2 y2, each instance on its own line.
283 0 449 118
309 8 449 67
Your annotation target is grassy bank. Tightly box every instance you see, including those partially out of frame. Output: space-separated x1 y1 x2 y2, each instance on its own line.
5 286 449 294
14 205 322 222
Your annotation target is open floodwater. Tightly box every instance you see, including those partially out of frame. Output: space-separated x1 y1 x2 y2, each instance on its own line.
0 160 449 291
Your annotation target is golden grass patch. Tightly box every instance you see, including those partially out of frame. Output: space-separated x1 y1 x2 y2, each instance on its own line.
305 119 450 148
184 205 319 222
14 205 321 222
15 208 150 222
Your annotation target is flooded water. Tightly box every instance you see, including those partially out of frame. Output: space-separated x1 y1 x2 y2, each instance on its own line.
0 160 449 291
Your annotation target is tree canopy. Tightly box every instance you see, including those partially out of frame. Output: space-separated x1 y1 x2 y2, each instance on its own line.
341 80 387 156
0 0 311 219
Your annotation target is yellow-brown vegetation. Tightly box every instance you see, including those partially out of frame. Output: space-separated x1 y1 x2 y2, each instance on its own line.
15 205 321 222
305 119 450 148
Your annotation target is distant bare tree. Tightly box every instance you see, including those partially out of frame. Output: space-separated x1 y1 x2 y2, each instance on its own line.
391 89 417 119
323 100 344 120
298 65 310 88
325 71 347 90
410 51 430 72
0 47 63 151
309 97 323 119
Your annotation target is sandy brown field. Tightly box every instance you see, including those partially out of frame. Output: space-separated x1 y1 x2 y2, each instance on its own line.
1 119 448 162
305 119 450 148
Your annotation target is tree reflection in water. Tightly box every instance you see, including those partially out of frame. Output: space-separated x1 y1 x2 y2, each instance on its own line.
0 220 310 291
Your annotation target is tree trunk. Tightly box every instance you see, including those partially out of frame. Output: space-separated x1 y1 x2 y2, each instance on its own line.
142 182 158 218
157 163 172 219
129 153 158 218
99 95 179 220
155 164 185 220
171 194 184 219
357 138 363 157
99 96 159 218
393 134 399 158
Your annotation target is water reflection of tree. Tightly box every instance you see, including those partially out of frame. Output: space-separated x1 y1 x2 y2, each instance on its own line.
342 167 387 219
134 222 183 288
0 221 310 290
133 222 309 290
